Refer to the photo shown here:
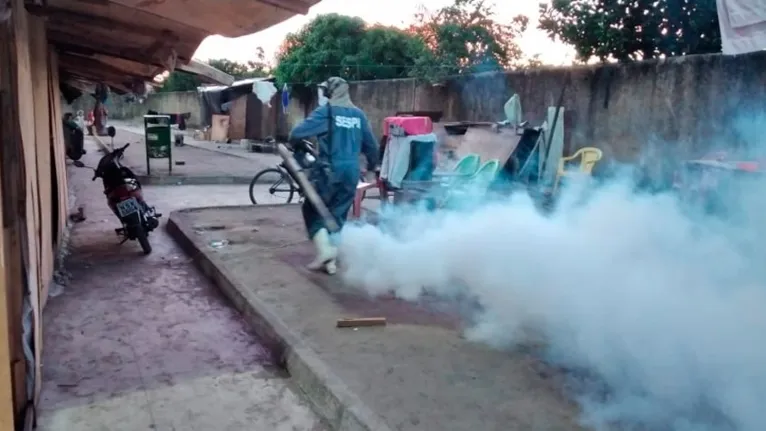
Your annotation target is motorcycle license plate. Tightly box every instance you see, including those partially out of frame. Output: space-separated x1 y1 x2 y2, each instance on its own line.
116 197 140 217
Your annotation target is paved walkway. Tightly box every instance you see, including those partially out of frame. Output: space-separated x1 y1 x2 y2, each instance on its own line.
37 138 326 430
100 125 280 183
112 120 283 164
169 205 584 431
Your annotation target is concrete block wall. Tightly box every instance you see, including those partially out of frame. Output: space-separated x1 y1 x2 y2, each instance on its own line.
64 51 766 163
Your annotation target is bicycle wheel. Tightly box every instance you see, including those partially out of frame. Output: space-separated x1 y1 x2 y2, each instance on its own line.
249 168 295 204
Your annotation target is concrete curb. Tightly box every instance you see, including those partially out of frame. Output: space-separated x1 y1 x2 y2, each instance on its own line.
166 209 393 431
135 175 253 186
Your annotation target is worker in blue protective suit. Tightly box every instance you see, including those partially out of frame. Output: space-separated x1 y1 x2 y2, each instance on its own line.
288 77 379 275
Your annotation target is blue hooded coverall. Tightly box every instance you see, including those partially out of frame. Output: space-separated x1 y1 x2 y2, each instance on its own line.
289 104 379 238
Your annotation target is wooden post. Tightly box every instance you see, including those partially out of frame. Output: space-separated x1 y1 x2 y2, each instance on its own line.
0 168 14 431
0 24 17 431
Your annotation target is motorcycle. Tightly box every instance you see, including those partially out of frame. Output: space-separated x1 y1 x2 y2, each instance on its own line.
73 128 161 254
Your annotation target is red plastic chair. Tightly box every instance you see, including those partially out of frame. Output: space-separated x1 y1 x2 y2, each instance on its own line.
351 173 388 219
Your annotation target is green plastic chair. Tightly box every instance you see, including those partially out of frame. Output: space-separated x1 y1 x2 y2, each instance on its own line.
469 159 501 189
431 153 481 187
452 154 481 176
443 159 501 209
399 153 482 205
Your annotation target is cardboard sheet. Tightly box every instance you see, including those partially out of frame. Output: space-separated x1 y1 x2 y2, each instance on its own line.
454 126 521 165
210 114 230 141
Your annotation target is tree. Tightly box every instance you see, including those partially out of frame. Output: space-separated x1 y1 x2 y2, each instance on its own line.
208 48 270 79
408 0 529 83
274 14 426 85
538 0 721 63
274 2 529 85
156 71 201 92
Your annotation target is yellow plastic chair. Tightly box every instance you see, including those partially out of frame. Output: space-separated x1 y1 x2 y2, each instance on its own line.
554 147 602 190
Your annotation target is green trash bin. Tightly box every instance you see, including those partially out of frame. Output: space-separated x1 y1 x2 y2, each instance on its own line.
144 115 172 176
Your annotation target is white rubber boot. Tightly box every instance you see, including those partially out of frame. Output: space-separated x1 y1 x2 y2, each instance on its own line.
324 259 337 275
307 228 337 272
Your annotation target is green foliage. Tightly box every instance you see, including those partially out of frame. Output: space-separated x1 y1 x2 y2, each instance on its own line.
274 0 528 85
353 26 430 81
158 50 270 92
274 14 425 85
156 71 201 93
409 0 529 83
208 47 270 79
538 0 721 62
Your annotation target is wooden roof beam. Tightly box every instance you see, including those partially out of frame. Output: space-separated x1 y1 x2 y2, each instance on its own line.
63 72 133 94
177 59 234 85
26 4 173 39
58 58 147 88
256 0 310 14
58 53 152 80
51 37 172 68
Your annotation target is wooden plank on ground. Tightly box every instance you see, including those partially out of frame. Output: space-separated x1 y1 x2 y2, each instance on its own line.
336 317 387 328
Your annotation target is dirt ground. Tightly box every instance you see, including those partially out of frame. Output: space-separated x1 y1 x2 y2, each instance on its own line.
173 204 586 431
36 137 326 430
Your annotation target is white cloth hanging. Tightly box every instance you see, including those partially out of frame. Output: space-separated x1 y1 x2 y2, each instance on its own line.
717 0 766 55
252 81 278 107
379 132 438 188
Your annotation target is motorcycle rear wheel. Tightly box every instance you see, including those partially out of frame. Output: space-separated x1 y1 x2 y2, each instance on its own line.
135 225 152 255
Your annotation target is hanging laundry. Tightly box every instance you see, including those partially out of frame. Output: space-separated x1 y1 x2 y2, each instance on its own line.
717 0 766 55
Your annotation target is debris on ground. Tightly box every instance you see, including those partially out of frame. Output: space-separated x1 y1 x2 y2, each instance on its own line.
209 239 229 249
68 206 86 223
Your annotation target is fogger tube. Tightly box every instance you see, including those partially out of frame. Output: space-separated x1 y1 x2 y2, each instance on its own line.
276 143 340 233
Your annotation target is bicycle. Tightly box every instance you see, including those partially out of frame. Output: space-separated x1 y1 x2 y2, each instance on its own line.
249 140 316 205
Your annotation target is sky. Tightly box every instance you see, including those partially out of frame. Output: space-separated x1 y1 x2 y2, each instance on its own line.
192 0 576 66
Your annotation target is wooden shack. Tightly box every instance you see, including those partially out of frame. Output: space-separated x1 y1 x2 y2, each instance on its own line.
201 77 287 142
227 92 282 141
